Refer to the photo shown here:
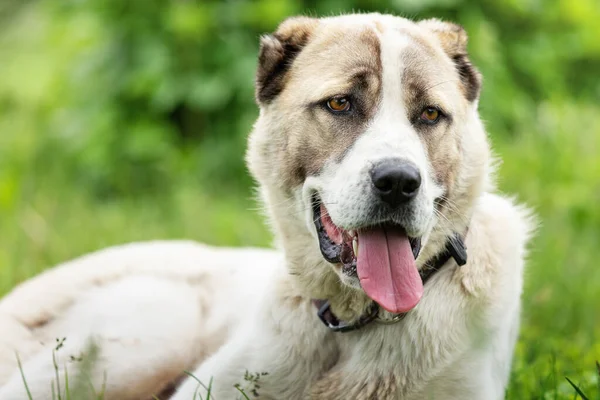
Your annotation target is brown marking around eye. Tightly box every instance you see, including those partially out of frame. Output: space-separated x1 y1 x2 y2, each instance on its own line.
275 26 383 188
400 41 463 201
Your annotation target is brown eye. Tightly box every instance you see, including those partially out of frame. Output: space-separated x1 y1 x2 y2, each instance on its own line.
327 97 351 113
420 107 441 124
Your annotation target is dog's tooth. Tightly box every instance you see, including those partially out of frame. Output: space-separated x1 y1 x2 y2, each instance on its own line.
352 236 358 257
348 230 356 238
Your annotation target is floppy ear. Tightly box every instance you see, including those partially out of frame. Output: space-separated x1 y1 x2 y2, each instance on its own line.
256 17 318 104
419 19 482 102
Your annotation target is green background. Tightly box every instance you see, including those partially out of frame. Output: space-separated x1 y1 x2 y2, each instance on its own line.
1 0 599 397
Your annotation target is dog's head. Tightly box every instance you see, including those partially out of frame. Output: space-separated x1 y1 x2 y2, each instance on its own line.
247 14 490 318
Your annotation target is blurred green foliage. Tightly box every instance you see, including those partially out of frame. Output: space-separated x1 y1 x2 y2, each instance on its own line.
0 0 599 398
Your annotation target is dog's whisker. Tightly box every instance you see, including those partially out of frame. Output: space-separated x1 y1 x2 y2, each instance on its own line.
422 79 459 93
250 199 339 217
437 206 469 225
249 196 296 210
436 196 470 224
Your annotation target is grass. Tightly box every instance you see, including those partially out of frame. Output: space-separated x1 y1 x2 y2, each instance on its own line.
492 102 600 399
16 338 259 400
15 351 600 400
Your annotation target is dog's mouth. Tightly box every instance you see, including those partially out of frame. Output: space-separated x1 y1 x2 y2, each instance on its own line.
313 199 424 314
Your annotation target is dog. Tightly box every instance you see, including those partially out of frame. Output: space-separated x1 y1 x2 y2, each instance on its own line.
0 13 533 400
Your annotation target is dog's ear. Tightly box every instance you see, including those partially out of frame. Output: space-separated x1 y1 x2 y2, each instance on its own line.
419 19 482 102
256 17 318 104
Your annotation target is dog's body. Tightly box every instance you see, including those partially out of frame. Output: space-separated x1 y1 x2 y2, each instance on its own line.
0 13 532 400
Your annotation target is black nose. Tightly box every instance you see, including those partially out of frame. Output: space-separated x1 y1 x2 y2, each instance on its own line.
370 159 421 207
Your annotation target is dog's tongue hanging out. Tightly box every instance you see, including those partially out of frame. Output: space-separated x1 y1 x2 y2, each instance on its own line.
356 227 423 314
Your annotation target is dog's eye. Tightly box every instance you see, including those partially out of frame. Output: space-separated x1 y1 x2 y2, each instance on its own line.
326 97 351 113
420 107 441 124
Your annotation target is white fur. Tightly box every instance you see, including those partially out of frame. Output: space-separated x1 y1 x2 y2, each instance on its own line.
0 243 281 399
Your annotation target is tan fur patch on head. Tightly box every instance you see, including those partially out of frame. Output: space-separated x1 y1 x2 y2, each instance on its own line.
279 27 382 186
419 19 468 54
418 19 482 102
253 19 383 188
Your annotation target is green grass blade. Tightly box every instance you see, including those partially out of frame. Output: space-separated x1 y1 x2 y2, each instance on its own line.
183 371 213 400
206 377 213 400
15 353 33 400
596 361 600 395
52 350 62 400
64 365 70 400
234 386 250 400
98 371 107 400
565 376 589 400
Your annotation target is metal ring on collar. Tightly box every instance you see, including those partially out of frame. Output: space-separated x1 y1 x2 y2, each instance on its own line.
375 311 407 325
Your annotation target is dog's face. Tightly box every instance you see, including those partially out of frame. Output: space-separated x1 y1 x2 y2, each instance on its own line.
248 14 489 314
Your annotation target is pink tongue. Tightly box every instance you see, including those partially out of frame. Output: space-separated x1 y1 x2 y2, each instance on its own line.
357 227 423 314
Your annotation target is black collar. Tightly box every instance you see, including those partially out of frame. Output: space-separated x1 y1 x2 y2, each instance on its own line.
314 232 468 333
